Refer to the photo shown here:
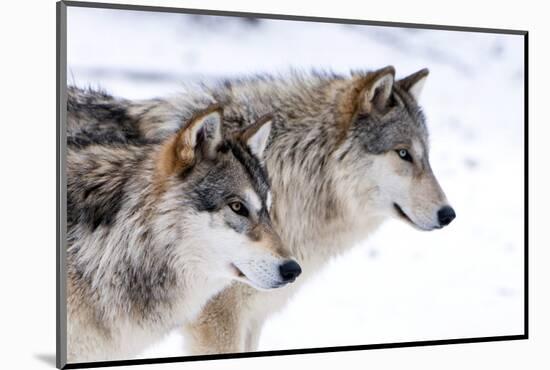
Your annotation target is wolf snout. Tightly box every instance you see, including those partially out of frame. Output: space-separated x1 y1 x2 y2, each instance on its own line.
279 260 302 283
437 206 456 227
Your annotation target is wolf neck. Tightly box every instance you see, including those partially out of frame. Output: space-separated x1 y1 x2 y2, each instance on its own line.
266 129 382 264
223 76 385 264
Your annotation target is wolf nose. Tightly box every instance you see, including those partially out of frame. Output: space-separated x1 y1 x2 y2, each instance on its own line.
279 260 302 282
437 206 456 227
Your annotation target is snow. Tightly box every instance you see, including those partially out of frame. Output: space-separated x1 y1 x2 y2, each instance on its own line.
66 6 525 358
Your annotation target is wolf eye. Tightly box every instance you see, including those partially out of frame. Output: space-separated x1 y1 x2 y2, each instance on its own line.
396 149 413 163
229 201 249 217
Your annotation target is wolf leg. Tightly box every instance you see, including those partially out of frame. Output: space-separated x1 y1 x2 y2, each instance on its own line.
185 285 251 354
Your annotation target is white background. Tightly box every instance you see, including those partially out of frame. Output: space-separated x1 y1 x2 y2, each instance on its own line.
0 0 547 369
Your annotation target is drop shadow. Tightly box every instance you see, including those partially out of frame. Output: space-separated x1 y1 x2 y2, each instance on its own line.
34 353 56 367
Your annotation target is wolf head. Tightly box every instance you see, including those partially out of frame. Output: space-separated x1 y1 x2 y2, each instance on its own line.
335 66 455 231
156 106 301 290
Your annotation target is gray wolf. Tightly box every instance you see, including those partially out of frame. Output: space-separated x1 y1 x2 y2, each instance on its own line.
66 105 302 362
67 66 456 354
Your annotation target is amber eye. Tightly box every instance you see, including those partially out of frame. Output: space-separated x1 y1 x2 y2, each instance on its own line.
229 201 249 217
396 149 413 163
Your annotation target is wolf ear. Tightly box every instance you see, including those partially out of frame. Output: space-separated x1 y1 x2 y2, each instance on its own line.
177 106 223 166
361 66 395 112
240 115 273 160
398 68 429 101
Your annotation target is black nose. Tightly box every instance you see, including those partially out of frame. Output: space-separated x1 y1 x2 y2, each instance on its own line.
437 206 456 227
279 260 302 282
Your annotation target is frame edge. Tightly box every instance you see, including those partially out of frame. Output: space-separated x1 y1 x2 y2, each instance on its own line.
57 1 68 369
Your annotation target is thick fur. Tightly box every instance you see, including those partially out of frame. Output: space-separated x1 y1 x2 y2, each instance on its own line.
67 66 454 354
66 105 296 362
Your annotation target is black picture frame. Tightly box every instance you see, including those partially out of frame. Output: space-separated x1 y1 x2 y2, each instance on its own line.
56 1 528 368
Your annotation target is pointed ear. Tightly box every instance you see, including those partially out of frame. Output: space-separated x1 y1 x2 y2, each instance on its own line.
398 68 429 101
335 66 396 137
361 66 395 112
176 105 223 166
240 114 273 160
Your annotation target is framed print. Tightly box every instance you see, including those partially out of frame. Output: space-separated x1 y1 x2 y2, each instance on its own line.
56 1 528 368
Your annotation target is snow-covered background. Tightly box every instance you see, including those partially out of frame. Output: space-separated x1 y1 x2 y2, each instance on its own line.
66 6 525 358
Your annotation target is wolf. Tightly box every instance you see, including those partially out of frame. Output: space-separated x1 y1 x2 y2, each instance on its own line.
67 65 456 354
66 105 303 362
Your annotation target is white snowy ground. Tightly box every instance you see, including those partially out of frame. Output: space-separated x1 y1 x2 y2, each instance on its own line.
67 7 525 357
